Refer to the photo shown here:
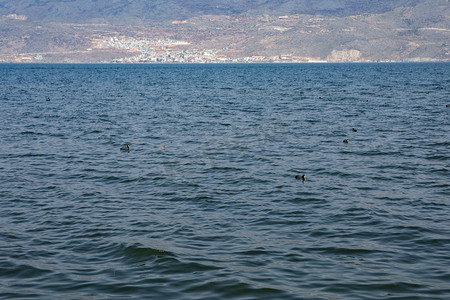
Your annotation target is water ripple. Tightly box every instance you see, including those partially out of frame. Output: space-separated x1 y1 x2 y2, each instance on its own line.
0 63 449 299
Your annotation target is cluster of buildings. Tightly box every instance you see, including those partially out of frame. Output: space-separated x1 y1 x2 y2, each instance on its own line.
95 37 329 63
5 14 28 21
96 37 190 50
96 37 224 63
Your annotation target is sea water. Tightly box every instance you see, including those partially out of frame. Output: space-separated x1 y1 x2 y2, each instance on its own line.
0 63 449 299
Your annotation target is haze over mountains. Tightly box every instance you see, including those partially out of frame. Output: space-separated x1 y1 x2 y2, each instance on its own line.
0 0 430 23
0 0 449 63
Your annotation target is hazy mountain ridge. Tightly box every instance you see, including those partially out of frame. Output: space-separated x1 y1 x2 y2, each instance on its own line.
0 0 448 63
0 0 428 24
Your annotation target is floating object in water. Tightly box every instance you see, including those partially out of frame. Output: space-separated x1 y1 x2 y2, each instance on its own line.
162 146 166 150
46 97 50 101
343 139 349 143
295 174 306 181
120 144 130 151
446 104 450 107
352 128 357 132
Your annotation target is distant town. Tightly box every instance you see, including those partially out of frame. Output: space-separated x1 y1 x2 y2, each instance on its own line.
95 37 329 64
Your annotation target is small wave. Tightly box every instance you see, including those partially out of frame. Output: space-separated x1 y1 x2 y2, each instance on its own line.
122 243 175 263
306 246 380 256
425 155 448 160
20 131 44 135
182 278 287 299
20 153 47 157
1 262 52 279
318 170 359 178
288 197 326 204
234 248 270 256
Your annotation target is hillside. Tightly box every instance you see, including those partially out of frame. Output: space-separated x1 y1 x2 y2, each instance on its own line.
0 0 429 24
0 0 448 63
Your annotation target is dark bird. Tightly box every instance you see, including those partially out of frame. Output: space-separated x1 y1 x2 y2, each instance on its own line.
46 97 50 101
343 139 349 143
352 128 357 132
295 174 306 181
120 144 130 151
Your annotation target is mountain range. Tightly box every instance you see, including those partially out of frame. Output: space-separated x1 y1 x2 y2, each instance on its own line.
0 0 449 63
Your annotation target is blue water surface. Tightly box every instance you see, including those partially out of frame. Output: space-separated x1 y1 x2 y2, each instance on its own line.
0 63 449 299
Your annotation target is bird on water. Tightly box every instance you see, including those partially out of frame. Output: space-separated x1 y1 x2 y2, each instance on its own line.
120 144 130 151
352 128 357 132
295 174 306 181
343 139 349 143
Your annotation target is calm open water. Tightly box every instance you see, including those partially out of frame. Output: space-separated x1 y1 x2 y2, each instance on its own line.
0 63 449 299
